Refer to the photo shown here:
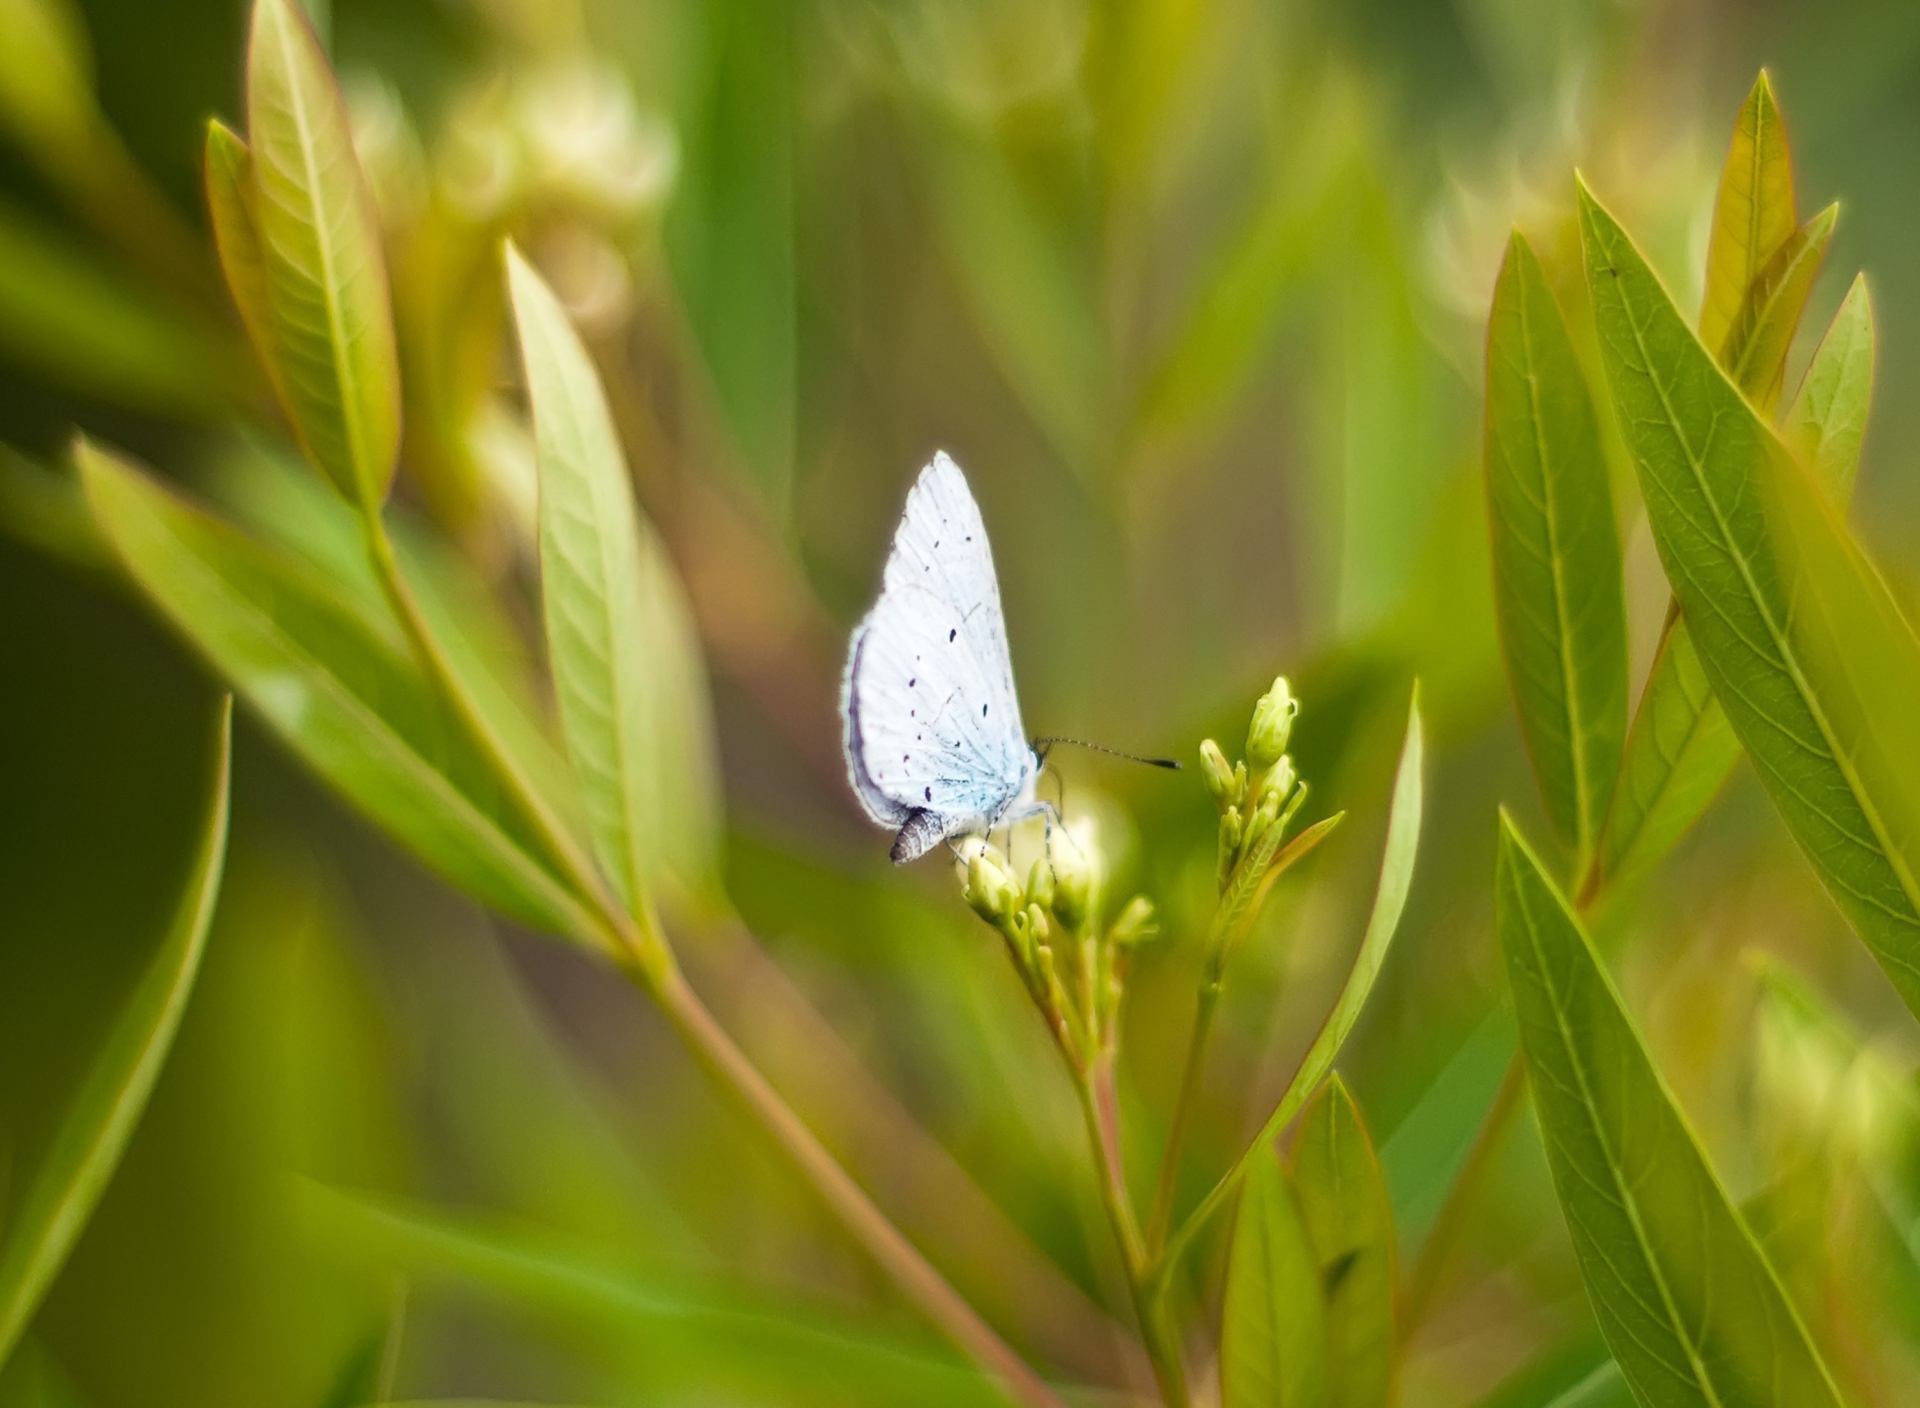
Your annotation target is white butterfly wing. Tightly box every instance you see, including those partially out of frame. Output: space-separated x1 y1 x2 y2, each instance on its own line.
841 454 1033 855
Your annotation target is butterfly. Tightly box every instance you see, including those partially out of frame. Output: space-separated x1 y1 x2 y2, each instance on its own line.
841 452 1047 863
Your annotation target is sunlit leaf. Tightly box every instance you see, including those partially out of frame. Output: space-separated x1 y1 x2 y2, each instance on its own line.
1289 1076 1394 1408
243 0 401 507
1699 70 1796 359
1484 231 1627 868
1581 180 1920 1017
1719 202 1836 412
0 701 230 1364
1220 1146 1325 1408
1496 814 1844 1407
0 443 107 573
508 246 723 914
0 198 229 417
1784 273 1875 501
78 441 594 940
203 118 290 415
0 0 92 162
300 1184 1006 1407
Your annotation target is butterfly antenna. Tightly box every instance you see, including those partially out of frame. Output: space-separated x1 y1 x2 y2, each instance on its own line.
1034 737 1183 771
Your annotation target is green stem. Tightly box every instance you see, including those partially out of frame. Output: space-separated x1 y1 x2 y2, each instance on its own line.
360 512 1068 1408
1075 1059 1188 1408
1145 978 1221 1253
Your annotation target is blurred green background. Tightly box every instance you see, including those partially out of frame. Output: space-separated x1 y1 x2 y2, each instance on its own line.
4 0 1920 1403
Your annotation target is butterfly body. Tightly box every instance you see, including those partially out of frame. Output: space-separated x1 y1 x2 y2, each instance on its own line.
841 453 1045 863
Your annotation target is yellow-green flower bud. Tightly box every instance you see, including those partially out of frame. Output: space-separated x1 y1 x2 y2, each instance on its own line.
1025 903 1052 946
1109 895 1159 948
1218 805 1244 885
965 846 1020 926
1258 755 1296 809
1027 858 1055 913
1051 831 1094 931
1199 739 1238 807
1247 676 1298 771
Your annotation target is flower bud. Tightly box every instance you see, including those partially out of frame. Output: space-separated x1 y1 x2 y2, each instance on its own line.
1027 858 1055 913
965 846 1019 926
1025 903 1052 946
1258 755 1296 809
1199 739 1238 807
1247 677 1298 771
1050 830 1094 931
1109 895 1159 948
1218 805 1244 886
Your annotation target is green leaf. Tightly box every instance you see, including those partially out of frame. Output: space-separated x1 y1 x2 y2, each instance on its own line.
1700 70 1796 359
1580 179 1920 1016
204 118 290 415
1221 1146 1326 1408
1484 231 1628 866
1496 813 1844 1408
1589 619 1740 894
1784 273 1875 502
1289 1076 1395 1408
0 198 229 417
1719 203 1836 413
0 0 92 165
0 700 231 1365
300 1184 1006 1407
78 441 595 940
242 0 401 507
507 247 723 914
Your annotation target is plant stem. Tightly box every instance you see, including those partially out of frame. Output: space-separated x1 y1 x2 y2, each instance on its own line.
644 945 1072 1408
360 512 1068 1408
1074 1057 1189 1408
1398 1052 1524 1338
1145 979 1220 1253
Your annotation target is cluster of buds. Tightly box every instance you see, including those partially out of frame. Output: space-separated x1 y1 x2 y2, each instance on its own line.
956 825 1157 1072
1201 677 1307 894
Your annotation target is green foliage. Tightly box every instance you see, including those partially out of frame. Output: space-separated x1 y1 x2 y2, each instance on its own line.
1222 1144 1326 1408
1496 814 1844 1407
0 702 230 1365
1484 232 1627 870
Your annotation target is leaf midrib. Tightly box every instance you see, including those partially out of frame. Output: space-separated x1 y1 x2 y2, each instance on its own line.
1513 863 1727 1404
1607 237 1920 937
1518 268 1600 859
268 5 373 496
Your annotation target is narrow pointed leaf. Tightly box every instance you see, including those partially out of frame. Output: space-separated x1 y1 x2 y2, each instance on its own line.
203 118 290 414
1221 1147 1326 1408
1785 273 1875 501
1700 71 1795 357
1289 1076 1395 1408
1497 814 1844 1408
508 246 722 914
79 442 594 939
244 0 400 506
1485 231 1628 864
0 701 231 1363
1581 181 1920 1016
1590 619 1740 893
1719 203 1836 412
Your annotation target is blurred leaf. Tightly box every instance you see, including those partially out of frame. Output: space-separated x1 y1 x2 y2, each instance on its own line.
507 246 722 915
1719 203 1836 412
0 199 229 416
1581 181 1920 1018
1288 1076 1394 1408
1699 70 1796 359
1495 814 1844 1407
666 0 794 506
0 700 230 1365
1589 620 1740 895
1473 1332 1628 1408
1484 231 1627 869
78 442 595 939
1220 1146 1325 1408
0 0 91 161
204 119 291 416
300 1185 1007 1407
0 445 107 573
916 109 1103 475
1379 1008 1515 1245
243 0 401 507
1784 273 1875 501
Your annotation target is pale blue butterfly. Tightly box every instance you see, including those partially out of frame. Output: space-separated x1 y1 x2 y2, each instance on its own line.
841 452 1048 863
